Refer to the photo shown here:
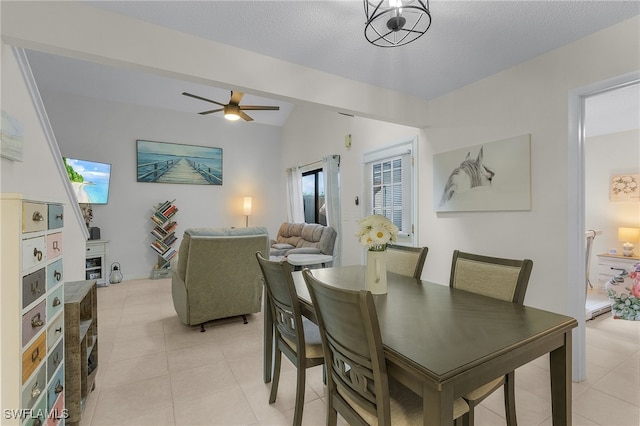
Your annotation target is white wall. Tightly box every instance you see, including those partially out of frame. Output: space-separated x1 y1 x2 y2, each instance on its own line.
281 17 640 317
280 102 421 266
0 44 86 281
39 89 286 279
585 129 640 279
421 18 639 314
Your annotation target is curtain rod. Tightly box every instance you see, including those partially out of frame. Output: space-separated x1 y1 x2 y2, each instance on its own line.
296 154 340 170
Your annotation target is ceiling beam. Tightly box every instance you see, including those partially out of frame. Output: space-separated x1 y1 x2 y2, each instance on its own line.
1 1 430 128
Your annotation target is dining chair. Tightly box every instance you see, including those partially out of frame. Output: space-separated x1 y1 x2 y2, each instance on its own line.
303 269 469 426
449 250 534 426
256 252 324 426
385 244 429 279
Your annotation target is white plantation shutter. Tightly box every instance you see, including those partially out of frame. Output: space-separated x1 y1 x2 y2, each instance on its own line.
363 140 415 245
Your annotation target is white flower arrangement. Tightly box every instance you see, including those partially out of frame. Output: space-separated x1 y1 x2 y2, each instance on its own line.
356 214 399 251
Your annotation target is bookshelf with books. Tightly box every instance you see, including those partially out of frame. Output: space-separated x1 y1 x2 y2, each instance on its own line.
150 200 178 279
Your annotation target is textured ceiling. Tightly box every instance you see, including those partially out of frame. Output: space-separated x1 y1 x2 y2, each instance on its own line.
25 1 640 128
85 0 639 100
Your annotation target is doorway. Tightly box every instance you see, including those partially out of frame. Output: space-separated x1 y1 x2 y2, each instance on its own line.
569 73 640 381
584 83 640 320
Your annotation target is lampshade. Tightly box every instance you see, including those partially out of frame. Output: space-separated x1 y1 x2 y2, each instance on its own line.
618 227 640 257
364 0 432 47
243 197 253 216
618 227 640 243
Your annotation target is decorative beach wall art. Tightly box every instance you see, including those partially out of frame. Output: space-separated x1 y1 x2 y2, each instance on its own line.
137 140 223 185
609 173 639 201
1 110 24 161
433 134 531 212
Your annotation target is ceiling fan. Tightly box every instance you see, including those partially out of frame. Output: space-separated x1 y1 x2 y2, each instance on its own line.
182 90 280 122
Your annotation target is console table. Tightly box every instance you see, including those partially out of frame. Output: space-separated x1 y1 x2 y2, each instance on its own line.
86 240 108 287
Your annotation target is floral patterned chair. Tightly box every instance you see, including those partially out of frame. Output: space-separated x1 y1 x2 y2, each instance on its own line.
605 262 640 320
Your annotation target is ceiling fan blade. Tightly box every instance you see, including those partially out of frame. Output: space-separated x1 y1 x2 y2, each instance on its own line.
239 105 280 111
239 110 254 122
230 91 244 105
198 108 223 115
182 92 226 107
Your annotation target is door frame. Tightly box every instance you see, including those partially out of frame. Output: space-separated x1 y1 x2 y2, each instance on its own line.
567 71 640 381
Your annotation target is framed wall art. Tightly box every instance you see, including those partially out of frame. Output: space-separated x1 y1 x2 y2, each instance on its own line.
136 140 223 185
609 173 639 201
433 134 531 212
1 110 24 161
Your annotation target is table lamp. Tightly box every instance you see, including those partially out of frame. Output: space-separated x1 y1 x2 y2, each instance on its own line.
618 227 640 257
243 196 252 227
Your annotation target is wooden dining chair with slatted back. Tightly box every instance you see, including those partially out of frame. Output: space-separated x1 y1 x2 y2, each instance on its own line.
256 252 324 426
385 244 429 279
303 269 470 426
449 250 534 426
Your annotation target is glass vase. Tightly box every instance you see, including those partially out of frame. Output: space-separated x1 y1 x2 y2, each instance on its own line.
366 249 388 294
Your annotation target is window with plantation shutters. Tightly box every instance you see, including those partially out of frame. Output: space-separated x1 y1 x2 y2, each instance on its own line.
363 139 416 246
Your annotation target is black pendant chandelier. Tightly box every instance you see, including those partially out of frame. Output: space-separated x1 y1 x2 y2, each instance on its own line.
364 0 432 47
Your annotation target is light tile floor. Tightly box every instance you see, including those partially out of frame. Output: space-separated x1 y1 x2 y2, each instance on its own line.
80 278 640 426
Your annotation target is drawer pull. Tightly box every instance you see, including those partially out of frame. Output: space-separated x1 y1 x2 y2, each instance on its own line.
56 213 63 220
54 380 63 394
33 419 42 426
33 248 43 261
52 297 61 307
52 241 60 251
32 211 44 222
55 327 62 334
31 381 42 398
53 352 61 366
54 270 62 281
31 313 44 328
31 280 42 295
31 347 40 363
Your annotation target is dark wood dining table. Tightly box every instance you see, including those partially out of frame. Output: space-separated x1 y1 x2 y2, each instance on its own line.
262 265 577 426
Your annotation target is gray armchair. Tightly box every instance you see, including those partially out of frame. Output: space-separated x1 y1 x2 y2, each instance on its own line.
171 227 270 331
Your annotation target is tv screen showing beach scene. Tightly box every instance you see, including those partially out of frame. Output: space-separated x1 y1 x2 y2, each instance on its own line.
63 157 112 204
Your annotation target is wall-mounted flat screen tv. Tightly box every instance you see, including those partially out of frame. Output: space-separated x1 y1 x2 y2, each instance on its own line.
63 157 112 204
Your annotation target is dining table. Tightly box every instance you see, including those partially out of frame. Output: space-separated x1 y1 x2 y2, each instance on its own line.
262 265 578 426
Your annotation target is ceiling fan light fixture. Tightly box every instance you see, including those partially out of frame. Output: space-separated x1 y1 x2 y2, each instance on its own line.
224 104 241 121
364 0 431 47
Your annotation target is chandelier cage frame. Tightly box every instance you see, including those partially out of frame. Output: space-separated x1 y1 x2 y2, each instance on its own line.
364 0 432 47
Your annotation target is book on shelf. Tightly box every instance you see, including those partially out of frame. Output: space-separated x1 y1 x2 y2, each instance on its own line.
155 239 169 250
163 205 178 218
150 214 165 225
163 221 177 233
151 226 168 240
160 232 176 245
161 247 177 261
151 240 169 254
150 243 165 255
156 200 173 213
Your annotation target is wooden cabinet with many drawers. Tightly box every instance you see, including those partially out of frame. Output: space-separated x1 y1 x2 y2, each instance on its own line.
1 194 67 425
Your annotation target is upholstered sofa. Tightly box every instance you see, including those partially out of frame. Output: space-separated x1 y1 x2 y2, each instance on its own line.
270 222 337 260
171 226 270 330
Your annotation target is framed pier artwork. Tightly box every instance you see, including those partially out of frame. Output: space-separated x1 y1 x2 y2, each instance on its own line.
136 140 223 185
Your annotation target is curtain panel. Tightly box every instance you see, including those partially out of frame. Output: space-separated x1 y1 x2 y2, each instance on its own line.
323 155 341 266
285 167 305 223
